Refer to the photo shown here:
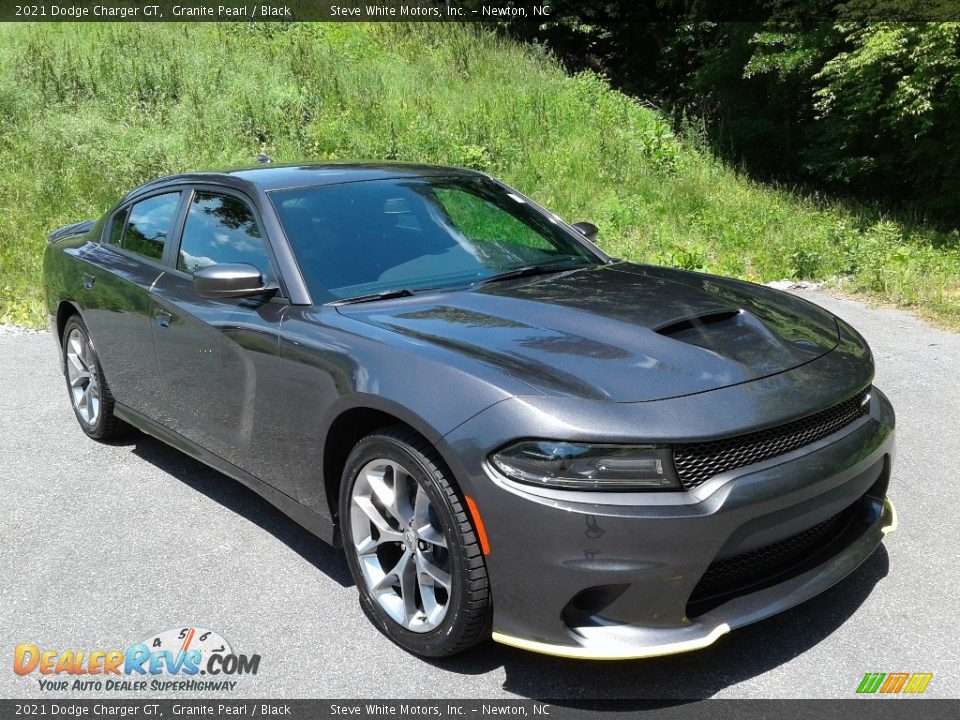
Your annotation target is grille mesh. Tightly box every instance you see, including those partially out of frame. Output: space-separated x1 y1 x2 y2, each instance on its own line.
688 507 851 605
673 389 870 490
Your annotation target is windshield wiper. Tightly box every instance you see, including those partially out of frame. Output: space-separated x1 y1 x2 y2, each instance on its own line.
333 288 416 305
477 262 588 286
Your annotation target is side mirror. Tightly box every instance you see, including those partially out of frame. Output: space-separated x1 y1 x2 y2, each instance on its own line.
193 263 275 299
571 221 599 243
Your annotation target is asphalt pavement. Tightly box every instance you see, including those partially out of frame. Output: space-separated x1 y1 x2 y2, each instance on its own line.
1 289 958 700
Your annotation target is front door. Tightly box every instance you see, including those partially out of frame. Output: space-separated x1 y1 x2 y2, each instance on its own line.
149 188 289 486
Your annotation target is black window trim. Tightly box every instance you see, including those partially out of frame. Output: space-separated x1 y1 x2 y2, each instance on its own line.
164 183 288 300
106 205 131 248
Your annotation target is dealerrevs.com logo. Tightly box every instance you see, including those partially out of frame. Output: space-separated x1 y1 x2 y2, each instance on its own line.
14 626 260 692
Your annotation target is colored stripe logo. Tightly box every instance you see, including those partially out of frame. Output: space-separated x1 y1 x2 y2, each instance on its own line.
857 672 933 694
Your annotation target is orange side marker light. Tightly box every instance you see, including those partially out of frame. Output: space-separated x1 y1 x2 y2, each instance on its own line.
465 496 491 555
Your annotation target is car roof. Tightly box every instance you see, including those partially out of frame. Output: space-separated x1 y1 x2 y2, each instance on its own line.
127 161 487 199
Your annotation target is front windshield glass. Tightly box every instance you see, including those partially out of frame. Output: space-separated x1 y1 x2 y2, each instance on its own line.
270 176 602 301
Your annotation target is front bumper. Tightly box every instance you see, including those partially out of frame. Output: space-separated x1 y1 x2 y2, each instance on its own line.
491 497 895 659
441 386 896 659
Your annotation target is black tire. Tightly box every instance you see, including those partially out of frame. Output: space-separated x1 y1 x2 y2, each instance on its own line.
339 426 491 657
61 314 129 441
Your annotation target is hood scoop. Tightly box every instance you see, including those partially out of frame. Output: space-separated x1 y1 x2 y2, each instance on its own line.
655 309 742 338
654 307 802 370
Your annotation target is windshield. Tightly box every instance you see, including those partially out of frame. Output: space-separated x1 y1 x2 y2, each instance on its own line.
269 176 602 301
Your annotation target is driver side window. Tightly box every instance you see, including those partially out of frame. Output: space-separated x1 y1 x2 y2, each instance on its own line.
177 191 273 280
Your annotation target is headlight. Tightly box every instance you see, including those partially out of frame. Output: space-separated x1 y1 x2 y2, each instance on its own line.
490 441 681 491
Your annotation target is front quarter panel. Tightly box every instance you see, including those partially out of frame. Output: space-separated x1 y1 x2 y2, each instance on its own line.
274 306 529 516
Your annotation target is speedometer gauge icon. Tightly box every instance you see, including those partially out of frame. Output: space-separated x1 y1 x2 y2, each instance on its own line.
140 626 233 671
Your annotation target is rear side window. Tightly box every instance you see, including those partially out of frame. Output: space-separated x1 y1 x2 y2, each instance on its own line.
177 192 273 279
122 192 181 261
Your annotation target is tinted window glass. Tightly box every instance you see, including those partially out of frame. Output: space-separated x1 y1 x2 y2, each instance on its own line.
123 193 181 261
434 188 554 252
178 192 272 278
270 177 599 300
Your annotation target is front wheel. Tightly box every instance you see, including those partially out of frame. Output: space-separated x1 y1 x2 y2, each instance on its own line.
339 426 491 657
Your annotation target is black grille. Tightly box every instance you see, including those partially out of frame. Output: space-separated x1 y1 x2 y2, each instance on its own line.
673 389 870 490
688 506 853 609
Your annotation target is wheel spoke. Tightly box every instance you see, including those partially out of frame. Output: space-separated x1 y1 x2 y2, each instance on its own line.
352 496 404 549
87 384 100 422
366 464 413 527
418 573 440 621
413 485 431 526
372 551 416 629
69 334 86 366
353 535 378 555
415 554 450 627
388 462 416 523
417 553 451 590
417 524 447 549
398 553 420 625
372 550 411 593
67 351 85 375
413 485 447 548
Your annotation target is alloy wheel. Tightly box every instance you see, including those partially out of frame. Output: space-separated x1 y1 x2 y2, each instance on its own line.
65 327 101 427
348 459 452 633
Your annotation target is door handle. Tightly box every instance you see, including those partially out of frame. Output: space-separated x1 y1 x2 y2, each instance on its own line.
155 309 172 329
82 273 96 290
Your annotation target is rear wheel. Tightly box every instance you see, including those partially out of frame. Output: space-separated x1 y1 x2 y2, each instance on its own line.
61 315 128 440
340 426 491 657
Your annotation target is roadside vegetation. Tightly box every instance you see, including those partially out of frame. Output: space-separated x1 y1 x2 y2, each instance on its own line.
1 22 957 328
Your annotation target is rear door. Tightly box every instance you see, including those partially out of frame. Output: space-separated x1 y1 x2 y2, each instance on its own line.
149 186 290 487
80 190 185 420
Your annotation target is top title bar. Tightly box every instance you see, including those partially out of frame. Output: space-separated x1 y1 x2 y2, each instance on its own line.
1 0 548 21
2 0 959 22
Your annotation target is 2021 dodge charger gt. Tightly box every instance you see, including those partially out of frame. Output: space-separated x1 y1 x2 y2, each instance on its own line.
43 163 896 659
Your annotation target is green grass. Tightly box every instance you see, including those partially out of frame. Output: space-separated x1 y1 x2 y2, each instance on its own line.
1 22 958 328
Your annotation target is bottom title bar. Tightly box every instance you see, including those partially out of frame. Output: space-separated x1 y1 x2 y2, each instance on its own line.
1 700 958 720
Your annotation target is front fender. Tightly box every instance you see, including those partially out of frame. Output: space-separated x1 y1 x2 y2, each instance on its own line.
274 305 521 519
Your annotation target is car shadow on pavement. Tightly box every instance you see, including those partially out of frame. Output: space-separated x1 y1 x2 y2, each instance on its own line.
125 433 354 587
116 430 890 701
429 544 891 702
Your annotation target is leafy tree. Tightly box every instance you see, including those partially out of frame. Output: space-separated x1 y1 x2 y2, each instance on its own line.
805 23 960 219
521 14 960 225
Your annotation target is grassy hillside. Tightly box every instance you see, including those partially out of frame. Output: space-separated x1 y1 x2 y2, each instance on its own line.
1 22 958 328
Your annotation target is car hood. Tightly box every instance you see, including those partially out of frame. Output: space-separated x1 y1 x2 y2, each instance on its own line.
337 262 840 402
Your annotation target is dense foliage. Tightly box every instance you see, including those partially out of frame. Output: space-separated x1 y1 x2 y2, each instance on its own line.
0 23 957 329
525 16 960 226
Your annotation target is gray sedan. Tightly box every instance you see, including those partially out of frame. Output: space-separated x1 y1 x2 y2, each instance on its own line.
42 163 896 658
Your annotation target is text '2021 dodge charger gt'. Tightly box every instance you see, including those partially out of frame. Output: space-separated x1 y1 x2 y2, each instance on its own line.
43 163 896 659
